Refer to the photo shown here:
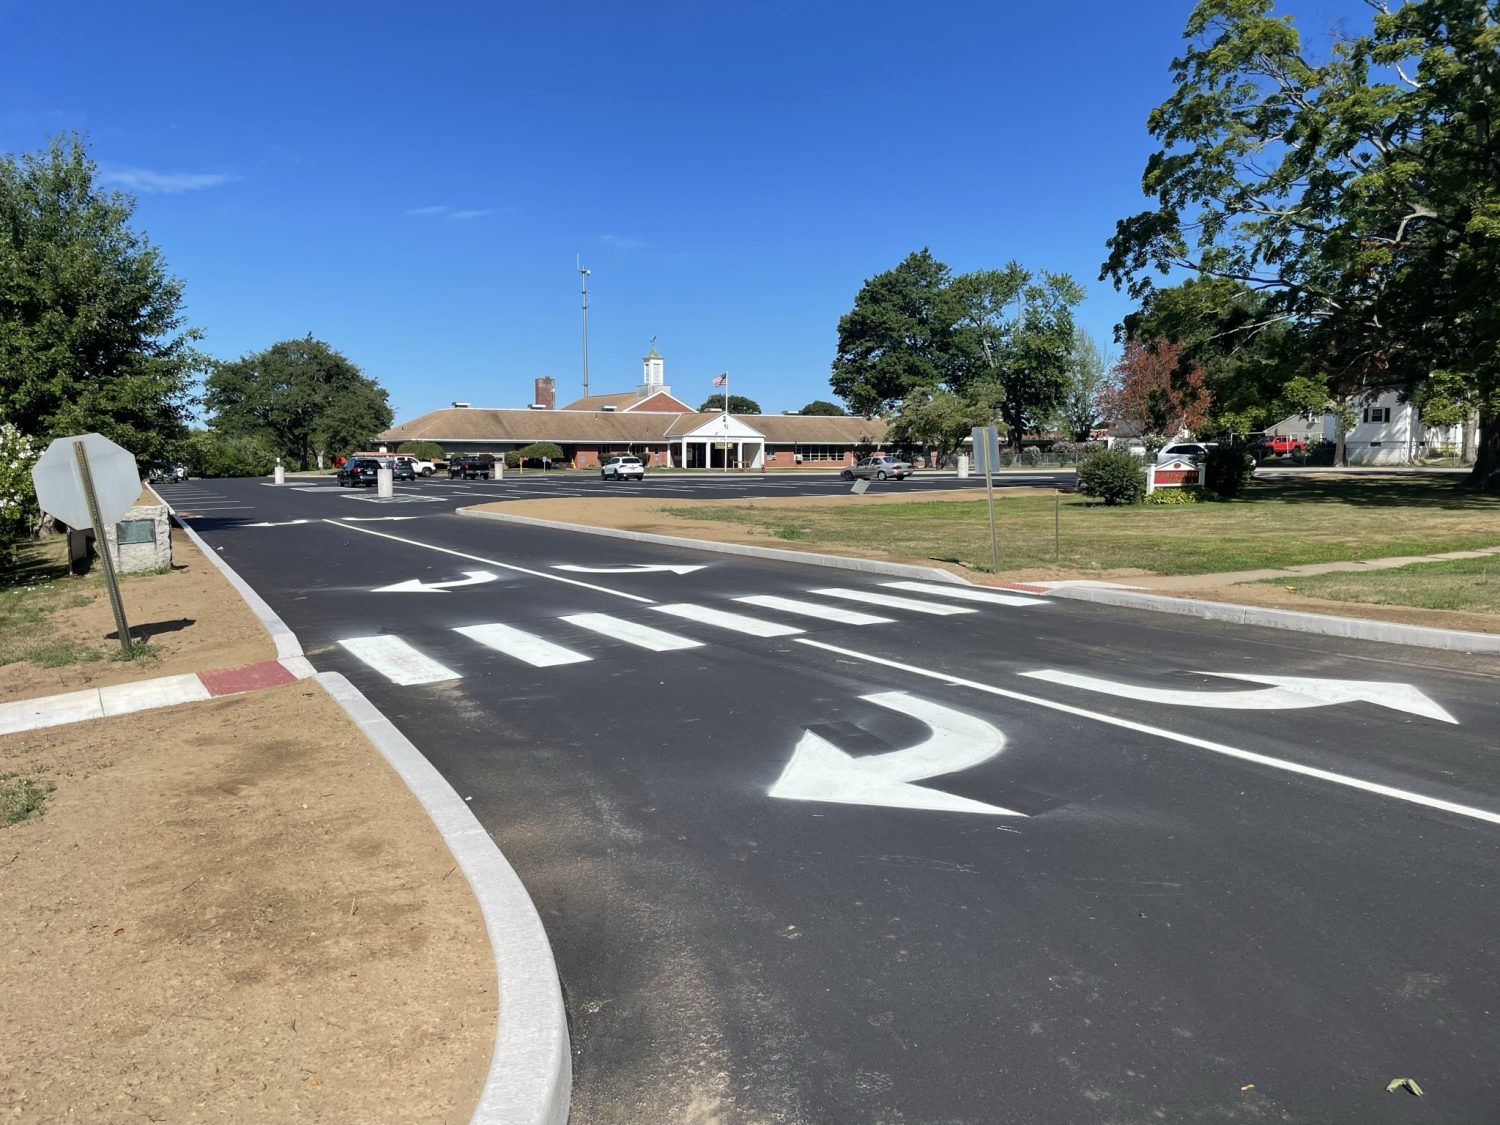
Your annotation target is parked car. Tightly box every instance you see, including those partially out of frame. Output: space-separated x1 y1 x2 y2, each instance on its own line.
1252 435 1306 458
380 457 417 482
1155 442 1217 465
841 454 913 481
393 453 435 476
448 456 494 480
144 461 188 483
337 457 383 487
600 454 646 481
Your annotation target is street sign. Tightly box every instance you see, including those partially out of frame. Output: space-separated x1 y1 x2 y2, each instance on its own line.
31 432 141 530
970 426 1002 571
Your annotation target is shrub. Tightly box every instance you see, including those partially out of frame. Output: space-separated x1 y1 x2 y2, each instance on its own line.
515 442 564 466
1049 441 1105 464
1020 446 1042 466
1143 484 1205 505
398 440 445 462
1076 449 1146 505
1204 446 1255 498
0 423 41 540
183 430 278 478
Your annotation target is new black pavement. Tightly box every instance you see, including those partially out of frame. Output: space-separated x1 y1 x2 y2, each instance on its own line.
161 476 1500 1124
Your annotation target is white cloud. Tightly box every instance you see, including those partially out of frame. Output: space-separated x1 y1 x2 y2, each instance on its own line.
99 167 233 194
407 205 496 221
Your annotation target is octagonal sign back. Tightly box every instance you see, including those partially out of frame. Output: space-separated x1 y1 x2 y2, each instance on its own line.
31 432 142 530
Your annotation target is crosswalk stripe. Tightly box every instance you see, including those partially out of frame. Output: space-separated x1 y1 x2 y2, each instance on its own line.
338 636 461 685
811 588 976 616
455 623 592 667
734 594 893 625
652 603 804 637
881 580 1049 607
560 613 703 651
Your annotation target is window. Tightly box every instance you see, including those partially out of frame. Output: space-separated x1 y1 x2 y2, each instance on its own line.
794 444 844 461
1363 406 1391 424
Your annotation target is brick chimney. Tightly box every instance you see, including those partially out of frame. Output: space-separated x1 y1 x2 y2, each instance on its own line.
534 376 556 409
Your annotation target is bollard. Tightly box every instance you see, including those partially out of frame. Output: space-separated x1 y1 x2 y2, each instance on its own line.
494 461 504 480
274 465 285 484
377 467 394 497
957 454 970 479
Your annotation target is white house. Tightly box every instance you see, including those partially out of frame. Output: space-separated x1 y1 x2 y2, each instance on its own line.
1322 390 1467 465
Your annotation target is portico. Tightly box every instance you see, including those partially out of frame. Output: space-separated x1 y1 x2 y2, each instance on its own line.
669 413 767 469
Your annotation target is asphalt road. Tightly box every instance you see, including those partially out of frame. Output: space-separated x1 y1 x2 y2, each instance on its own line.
158 475 1500 1124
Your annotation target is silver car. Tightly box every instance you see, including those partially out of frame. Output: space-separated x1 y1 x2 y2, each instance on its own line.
841 454 912 481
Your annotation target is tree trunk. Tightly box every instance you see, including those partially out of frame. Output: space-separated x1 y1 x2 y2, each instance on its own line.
1461 410 1479 464
1462 409 1498 491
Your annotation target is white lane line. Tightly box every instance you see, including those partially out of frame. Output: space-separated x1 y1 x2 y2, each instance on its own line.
339 636 460 685
560 613 703 651
652 603 804 637
797 638 1500 828
735 594 893 626
456 623 592 667
812 588 976 616
882 580 1049 607
325 520 654 603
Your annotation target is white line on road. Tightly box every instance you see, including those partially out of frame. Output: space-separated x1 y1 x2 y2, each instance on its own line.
735 594 893 625
324 520 654 603
882 581 1049 607
339 636 460 685
455 623 591 667
812 588 976 616
560 613 703 651
653 603 804 637
796 639 1500 828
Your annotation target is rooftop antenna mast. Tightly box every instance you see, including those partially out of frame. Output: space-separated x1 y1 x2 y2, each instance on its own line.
578 257 591 398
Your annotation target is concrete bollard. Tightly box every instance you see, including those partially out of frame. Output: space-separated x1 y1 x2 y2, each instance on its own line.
957 454 970 479
493 462 504 480
378 467 394 497
274 465 285 484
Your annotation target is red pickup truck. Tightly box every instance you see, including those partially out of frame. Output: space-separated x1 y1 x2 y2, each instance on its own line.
1255 435 1306 457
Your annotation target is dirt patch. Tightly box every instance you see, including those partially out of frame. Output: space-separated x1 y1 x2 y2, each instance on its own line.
0 684 493 1124
469 491 1500 631
2 523 274 703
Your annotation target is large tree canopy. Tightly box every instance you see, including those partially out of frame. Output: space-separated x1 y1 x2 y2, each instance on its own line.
1060 328 1111 442
798 399 846 416
832 249 1081 448
696 394 762 414
1104 0 1500 488
205 336 392 470
0 134 202 459
1103 340 1212 441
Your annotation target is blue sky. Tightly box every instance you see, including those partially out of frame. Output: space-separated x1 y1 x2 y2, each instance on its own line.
2 0 1374 423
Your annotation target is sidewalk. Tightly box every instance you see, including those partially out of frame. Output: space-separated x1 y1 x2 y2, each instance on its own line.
1104 544 1500 592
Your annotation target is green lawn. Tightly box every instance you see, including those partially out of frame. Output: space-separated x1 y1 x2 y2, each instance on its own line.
1262 554 1500 613
665 476 1500 575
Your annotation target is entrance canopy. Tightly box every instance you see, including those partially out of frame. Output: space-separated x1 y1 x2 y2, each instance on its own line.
671 414 767 470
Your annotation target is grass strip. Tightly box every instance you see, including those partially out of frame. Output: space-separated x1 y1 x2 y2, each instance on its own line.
1262 555 1500 613
663 476 1500 576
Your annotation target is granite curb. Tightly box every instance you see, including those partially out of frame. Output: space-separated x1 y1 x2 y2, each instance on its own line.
459 506 967 583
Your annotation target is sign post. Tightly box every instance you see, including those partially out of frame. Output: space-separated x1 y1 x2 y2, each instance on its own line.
971 426 1002 572
32 432 143 656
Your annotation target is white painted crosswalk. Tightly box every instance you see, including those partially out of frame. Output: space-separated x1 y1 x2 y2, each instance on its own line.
335 581 1047 685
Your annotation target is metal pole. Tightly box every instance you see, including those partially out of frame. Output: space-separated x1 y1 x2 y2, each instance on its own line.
578 261 591 398
983 443 999 573
73 440 133 655
1054 491 1060 564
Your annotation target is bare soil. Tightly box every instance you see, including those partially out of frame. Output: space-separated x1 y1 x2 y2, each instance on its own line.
2 524 493 1123
481 492 1500 633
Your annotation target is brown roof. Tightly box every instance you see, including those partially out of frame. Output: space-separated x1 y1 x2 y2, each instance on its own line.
377 408 888 447
624 391 696 413
559 392 636 411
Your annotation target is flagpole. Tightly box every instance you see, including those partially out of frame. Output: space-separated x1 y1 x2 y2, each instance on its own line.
720 372 729 472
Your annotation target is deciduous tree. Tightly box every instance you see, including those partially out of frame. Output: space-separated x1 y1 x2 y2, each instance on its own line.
0 134 202 459
1103 340 1211 442
1061 328 1111 442
798 399 845 416
205 336 392 470
696 394 762 414
1103 0 1500 490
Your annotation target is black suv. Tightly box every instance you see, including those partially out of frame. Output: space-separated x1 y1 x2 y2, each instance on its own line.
336 457 383 487
448 455 495 480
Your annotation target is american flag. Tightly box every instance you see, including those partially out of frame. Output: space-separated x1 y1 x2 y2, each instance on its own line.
712 373 727 387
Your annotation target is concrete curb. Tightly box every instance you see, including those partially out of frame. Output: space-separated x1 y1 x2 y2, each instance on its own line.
155 486 304 661
318 673 572 1125
148 487 573 1124
1044 583 1500 653
459 507 967 584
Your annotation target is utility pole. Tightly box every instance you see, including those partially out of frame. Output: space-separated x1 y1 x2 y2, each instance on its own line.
578 258 591 398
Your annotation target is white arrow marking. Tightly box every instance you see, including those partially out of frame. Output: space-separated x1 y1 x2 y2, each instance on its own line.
341 516 419 522
245 519 311 527
374 570 498 594
1020 669 1457 724
553 563 706 575
770 691 1026 816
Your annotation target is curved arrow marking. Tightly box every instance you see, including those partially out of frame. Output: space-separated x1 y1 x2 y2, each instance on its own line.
553 563 706 575
1020 669 1457 724
770 691 1025 816
245 518 311 527
374 570 497 594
